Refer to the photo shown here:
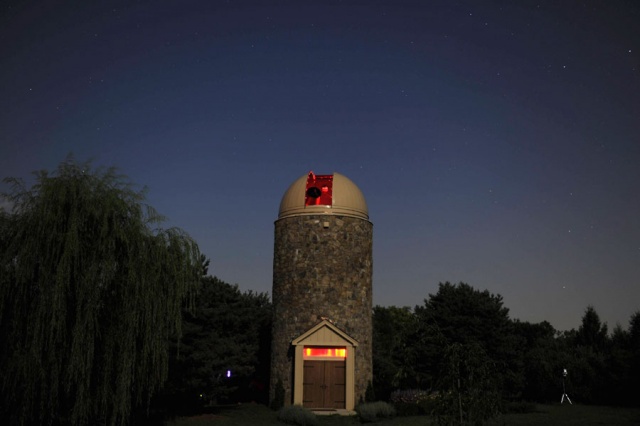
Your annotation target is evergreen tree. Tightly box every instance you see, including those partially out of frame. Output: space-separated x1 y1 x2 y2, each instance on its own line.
607 324 633 406
566 306 610 404
0 160 201 426
626 312 640 407
576 305 609 351
160 276 271 412
630 311 640 348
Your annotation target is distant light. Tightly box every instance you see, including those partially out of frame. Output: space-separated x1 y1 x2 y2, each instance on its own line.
226 370 231 378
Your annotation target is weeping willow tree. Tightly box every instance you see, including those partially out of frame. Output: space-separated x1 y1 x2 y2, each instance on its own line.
0 159 201 426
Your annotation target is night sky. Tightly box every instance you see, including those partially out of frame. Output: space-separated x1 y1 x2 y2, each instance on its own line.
1 1 639 332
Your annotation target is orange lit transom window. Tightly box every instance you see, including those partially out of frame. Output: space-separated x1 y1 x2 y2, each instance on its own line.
304 347 347 358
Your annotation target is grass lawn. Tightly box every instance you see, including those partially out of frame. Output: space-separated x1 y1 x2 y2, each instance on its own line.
165 403 640 426
489 403 640 426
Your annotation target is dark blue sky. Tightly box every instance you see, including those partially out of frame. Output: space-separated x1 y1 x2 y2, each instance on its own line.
2 1 639 331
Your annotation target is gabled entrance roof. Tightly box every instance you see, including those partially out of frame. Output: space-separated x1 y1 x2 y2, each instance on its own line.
291 319 359 411
291 319 359 347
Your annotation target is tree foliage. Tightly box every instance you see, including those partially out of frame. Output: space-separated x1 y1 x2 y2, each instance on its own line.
373 306 423 399
0 160 201 426
159 275 271 413
434 343 501 426
576 305 609 351
415 282 513 355
414 282 523 398
371 282 640 409
568 306 610 403
513 320 565 402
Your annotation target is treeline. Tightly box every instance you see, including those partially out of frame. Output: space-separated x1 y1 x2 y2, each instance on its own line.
372 282 640 408
2 161 638 425
156 279 640 415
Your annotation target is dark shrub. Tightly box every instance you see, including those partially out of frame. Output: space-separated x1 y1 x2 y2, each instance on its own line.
277 405 319 426
390 389 432 416
356 401 396 423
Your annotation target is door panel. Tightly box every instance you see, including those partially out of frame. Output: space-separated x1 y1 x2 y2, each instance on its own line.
328 362 346 408
303 361 324 408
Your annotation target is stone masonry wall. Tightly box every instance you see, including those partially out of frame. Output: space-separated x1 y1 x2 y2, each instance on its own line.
270 214 373 406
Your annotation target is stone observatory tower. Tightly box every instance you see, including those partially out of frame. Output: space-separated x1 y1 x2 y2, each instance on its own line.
270 171 373 411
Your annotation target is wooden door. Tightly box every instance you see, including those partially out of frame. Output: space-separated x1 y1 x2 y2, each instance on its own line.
302 361 345 409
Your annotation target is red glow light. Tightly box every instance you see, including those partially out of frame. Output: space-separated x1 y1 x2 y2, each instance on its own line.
305 171 333 207
304 347 347 358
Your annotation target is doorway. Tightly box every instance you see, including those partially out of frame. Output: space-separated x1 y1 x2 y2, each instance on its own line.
302 360 346 409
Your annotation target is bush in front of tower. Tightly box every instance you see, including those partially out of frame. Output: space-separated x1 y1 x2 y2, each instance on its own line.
277 405 319 426
356 401 396 423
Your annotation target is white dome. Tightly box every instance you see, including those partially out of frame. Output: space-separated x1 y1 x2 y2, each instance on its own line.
278 172 368 220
